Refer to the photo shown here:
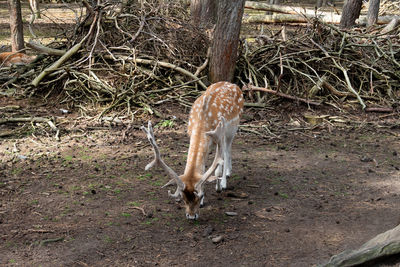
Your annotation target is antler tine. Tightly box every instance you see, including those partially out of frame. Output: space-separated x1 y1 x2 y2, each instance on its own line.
141 121 159 171
168 187 182 198
141 121 185 194
195 146 223 194
195 117 226 193
161 178 176 188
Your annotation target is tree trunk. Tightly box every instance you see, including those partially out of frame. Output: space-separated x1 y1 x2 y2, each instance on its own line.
29 0 41 19
190 0 217 28
209 0 245 83
367 0 380 26
8 0 24 51
340 0 363 28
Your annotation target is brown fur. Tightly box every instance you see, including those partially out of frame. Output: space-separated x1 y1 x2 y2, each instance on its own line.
180 82 244 218
0 52 36 67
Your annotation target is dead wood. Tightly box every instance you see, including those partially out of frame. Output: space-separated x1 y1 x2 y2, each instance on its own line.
320 224 400 266
26 40 66 56
0 0 399 117
244 1 400 25
244 85 322 106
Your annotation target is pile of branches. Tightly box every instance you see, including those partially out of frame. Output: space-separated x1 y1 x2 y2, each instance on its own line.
238 21 400 111
1 0 399 117
379 0 400 15
1 0 209 118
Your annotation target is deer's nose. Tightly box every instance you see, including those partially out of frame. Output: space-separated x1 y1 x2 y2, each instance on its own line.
186 213 198 220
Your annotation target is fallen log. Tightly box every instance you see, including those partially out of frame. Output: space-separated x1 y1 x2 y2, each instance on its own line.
104 55 207 90
320 224 400 267
26 40 66 56
243 84 322 106
245 1 332 16
243 13 341 24
243 1 400 24
244 13 400 25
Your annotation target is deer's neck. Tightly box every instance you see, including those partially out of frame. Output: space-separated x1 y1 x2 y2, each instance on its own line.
183 123 210 181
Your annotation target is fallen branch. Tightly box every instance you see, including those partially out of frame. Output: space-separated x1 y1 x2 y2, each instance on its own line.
381 18 400 34
31 11 99 87
107 55 207 90
39 237 64 246
129 206 147 216
243 84 322 106
365 107 394 112
243 2 400 25
320 224 400 267
0 117 54 125
245 1 320 15
27 40 66 56
0 117 59 139
31 42 83 87
309 39 366 109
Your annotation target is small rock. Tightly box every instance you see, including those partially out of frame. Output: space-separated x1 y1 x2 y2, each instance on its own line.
225 211 238 216
360 156 373 162
212 235 224 244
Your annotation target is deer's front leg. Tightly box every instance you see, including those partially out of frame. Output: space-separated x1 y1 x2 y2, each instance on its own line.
215 141 227 192
215 143 223 177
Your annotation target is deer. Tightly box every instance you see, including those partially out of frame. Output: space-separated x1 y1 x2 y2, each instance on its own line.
141 81 244 220
0 52 36 67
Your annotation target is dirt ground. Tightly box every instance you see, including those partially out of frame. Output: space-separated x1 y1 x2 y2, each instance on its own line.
1 97 400 267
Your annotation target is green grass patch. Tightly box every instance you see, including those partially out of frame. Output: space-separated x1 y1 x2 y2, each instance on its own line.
137 173 152 180
278 192 289 199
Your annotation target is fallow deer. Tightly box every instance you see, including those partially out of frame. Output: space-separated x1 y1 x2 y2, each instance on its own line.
142 81 244 219
0 52 36 67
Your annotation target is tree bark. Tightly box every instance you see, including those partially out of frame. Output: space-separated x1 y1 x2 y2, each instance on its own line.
367 0 380 26
29 0 41 19
8 0 24 52
340 0 363 28
209 0 245 83
190 0 217 28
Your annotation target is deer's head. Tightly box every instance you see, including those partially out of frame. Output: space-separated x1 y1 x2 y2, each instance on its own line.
142 120 224 220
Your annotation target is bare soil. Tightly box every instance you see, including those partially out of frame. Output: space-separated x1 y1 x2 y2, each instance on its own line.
1 98 400 267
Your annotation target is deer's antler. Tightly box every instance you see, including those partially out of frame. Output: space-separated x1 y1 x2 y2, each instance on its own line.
194 117 226 195
141 121 185 197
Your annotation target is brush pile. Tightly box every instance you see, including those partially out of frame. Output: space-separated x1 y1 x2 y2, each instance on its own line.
1 0 399 117
239 21 400 112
